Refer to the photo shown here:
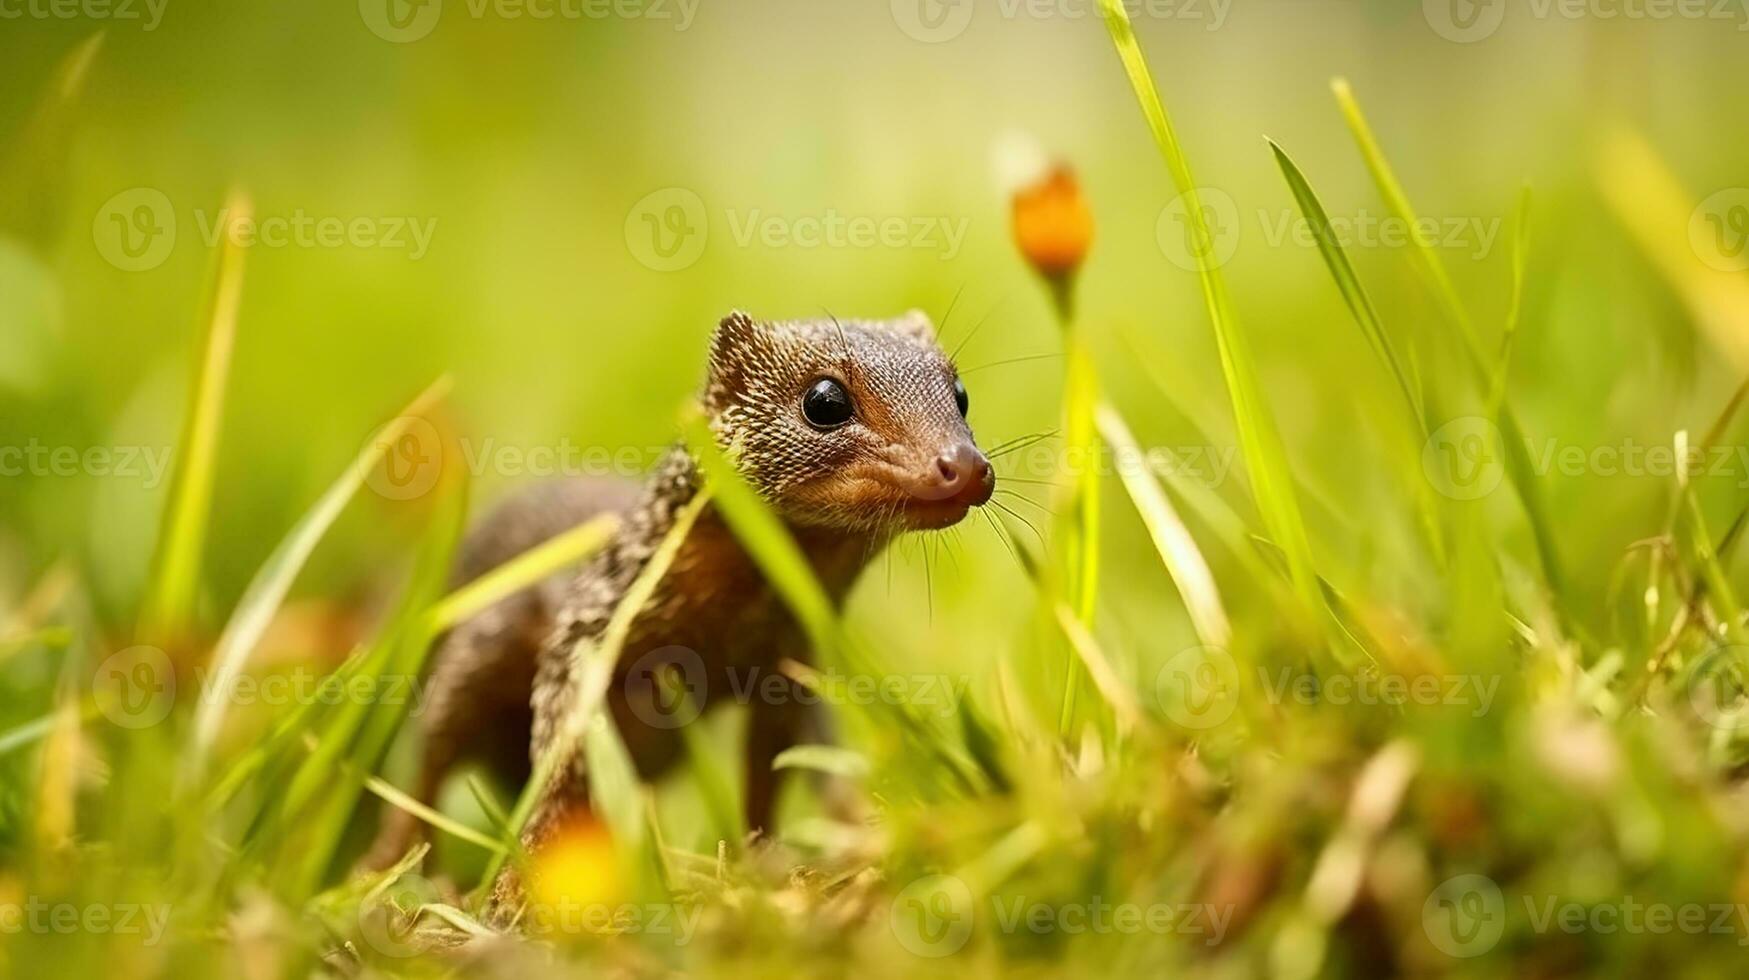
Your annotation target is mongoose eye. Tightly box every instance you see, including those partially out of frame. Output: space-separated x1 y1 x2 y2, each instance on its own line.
802 377 854 429
953 377 969 417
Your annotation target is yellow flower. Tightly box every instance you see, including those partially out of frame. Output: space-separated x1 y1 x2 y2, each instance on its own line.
1010 165 1093 280
530 816 627 915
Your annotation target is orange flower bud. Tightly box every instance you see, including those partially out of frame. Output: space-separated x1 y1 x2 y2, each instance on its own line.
1010 165 1093 280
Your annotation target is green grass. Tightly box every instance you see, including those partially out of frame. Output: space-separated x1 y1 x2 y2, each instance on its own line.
6 11 1749 980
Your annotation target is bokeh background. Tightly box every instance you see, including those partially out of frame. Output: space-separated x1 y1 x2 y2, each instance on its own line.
4 0 1747 640
6 1 1749 973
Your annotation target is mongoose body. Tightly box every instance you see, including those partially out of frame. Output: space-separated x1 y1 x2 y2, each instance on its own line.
365 311 995 883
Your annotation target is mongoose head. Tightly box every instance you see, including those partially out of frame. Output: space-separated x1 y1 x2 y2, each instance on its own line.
703 310 995 533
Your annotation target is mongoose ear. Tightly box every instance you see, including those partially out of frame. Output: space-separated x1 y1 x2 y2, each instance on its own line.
705 311 765 408
892 308 938 345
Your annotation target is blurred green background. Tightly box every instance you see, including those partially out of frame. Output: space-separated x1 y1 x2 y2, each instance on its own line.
8 2 1749 975
3 0 1747 649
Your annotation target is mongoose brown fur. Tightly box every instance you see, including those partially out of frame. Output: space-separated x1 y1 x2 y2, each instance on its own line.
363 310 995 905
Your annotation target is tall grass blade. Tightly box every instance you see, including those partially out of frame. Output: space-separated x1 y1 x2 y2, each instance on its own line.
1096 1 1329 645
276 468 469 897
139 194 251 648
1268 138 1446 563
187 376 452 774
0 33 102 249
1268 139 1424 430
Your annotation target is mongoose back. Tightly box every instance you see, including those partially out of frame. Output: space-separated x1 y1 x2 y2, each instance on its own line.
365 310 995 887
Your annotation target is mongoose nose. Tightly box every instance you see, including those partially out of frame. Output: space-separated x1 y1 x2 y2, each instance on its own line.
932 443 994 506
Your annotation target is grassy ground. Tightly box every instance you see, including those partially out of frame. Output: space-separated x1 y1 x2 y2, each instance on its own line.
6 4 1749 977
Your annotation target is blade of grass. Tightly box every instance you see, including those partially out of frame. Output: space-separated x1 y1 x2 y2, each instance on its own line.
426 513 618 633
0 33 102 249
360 770 507 855
1267 137 1447 566
1596 127 1749 370
275 466 469 897
667 675 744 848
1095 401 1231 648
1056 338 1101 732
1051 600 1143 732
139 193 251 648
187 376 452 775
1267 139 1425 431
1097 1 1332 655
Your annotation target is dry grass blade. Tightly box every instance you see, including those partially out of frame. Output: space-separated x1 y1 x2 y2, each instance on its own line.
1096 401 1231 647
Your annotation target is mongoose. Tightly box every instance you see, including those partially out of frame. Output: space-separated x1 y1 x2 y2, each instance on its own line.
364 310 995 887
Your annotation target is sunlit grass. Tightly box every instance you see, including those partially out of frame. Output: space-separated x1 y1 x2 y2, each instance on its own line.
5 16 1749 980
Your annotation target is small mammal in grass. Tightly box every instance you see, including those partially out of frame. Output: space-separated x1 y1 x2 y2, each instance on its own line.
364 310 995 897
